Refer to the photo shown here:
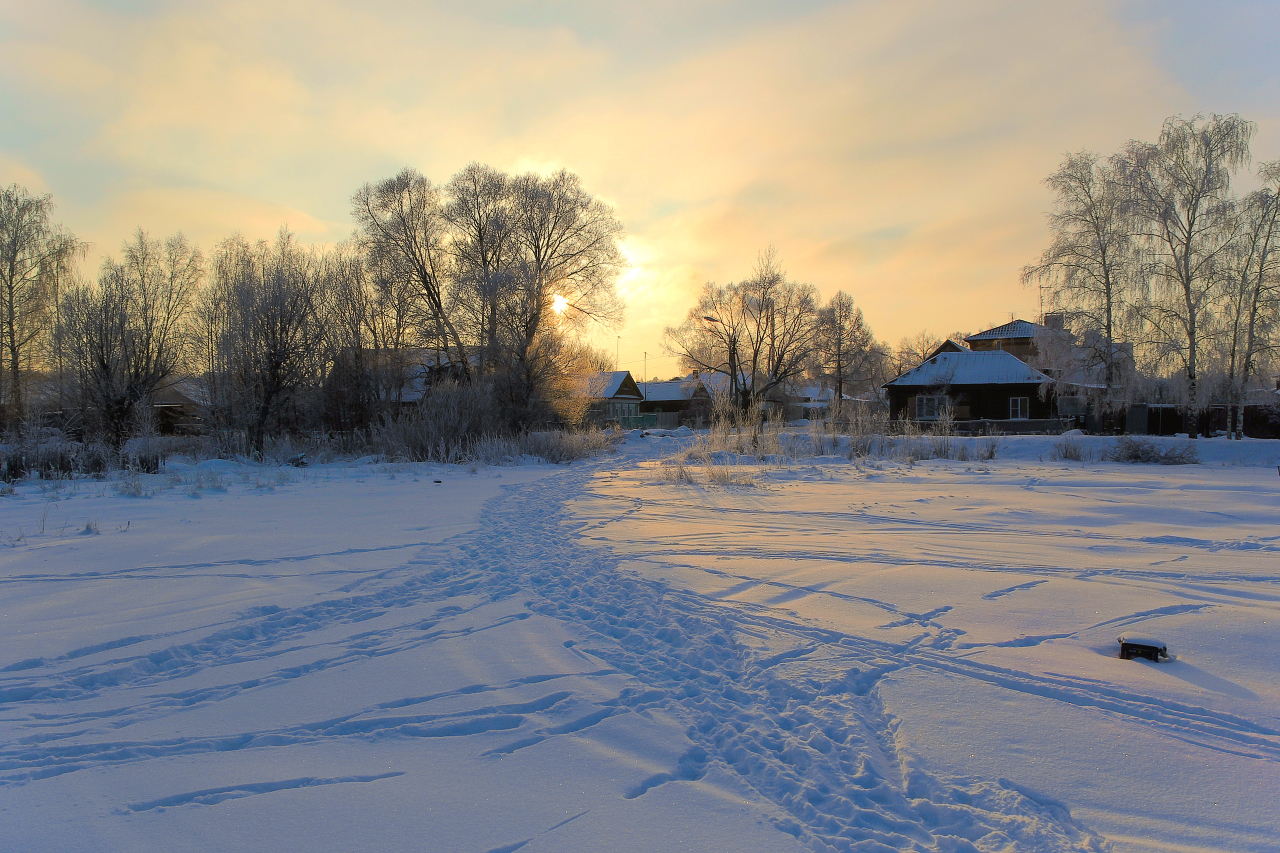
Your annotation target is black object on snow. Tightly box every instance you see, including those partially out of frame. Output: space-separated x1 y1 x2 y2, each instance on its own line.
1118 635 1168 662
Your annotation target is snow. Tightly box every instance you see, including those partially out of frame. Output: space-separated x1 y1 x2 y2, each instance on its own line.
2 434 1279 852
883 349 1051 387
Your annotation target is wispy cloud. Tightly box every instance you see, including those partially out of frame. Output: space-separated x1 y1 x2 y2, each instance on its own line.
2 0 1277 367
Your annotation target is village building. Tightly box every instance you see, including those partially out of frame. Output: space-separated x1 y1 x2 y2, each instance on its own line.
883 349 1057 431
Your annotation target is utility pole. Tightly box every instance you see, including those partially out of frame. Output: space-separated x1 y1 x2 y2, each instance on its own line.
615 336 619 371
643 352 647 400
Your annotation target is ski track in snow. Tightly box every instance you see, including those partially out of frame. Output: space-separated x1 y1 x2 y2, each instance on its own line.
2 446 1276 852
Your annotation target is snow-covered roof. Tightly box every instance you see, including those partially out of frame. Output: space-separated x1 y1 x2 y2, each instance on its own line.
639 378 702 402
964 319 1046 342
883 350 1052 388
598 371 644 400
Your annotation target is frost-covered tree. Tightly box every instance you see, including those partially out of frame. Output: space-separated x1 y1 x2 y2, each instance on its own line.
1023 151 1136 404
1119 113 1255 436
814 290 884 410
666 249 818 413
1219 161 1280 438
199 230 327 457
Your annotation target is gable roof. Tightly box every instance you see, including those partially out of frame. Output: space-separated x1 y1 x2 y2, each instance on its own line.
964 319 1046 342
598 371 645 400
639 378 705 402
883 350 1051 388
926 339 967 359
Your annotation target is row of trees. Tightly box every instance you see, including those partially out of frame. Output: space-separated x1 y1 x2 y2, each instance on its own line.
0 164 625 454
1024 113 1280 438
664 249 890 414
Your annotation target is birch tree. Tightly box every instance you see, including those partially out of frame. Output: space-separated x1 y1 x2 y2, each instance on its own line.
498 170 625 416
445 163 515 373
201 231 327 457
1120 113 1254 436
814 290 882 410
1023 151 1136 403
1220 161 1280 438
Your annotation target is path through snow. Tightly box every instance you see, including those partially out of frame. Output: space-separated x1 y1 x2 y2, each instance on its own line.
2 435 1277 852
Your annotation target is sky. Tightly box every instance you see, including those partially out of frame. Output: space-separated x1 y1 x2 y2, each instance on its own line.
4 0 1280 381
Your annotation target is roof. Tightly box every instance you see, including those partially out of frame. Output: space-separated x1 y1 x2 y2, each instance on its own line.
639 378 704 402
883 350 1052 388
598 371 644 400
926 339 967 359
964 319 1047 342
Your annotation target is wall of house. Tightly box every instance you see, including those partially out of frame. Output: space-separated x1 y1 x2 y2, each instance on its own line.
967 338 1036 364
889 384 1052 422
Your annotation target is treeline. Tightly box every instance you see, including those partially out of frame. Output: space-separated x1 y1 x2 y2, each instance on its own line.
0 165 624 455
1024 113 1280 438
664 248 893 415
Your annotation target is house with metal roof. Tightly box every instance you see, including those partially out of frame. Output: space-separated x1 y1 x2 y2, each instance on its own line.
883 349 1056 427
963 319 1054 364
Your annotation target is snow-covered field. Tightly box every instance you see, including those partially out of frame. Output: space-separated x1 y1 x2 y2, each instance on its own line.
2 433 1278 852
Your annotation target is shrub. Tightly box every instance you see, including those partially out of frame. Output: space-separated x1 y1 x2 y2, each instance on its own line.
1051 437 1086 462
1109 436 1199 465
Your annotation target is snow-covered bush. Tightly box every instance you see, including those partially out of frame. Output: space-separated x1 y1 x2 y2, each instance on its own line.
1109 436 1199 465
1051 436 1088 461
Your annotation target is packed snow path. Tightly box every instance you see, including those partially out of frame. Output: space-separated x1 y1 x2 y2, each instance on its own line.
1 435 1278 852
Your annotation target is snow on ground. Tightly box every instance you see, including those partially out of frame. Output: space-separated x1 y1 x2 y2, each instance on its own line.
1 433 1278 852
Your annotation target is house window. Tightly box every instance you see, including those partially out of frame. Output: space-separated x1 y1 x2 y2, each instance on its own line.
916 395 945 420
1009 397 1029 419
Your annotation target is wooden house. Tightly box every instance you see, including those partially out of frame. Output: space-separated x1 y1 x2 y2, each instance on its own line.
637 376 713 427
883 349 1054 426
589 371 646 425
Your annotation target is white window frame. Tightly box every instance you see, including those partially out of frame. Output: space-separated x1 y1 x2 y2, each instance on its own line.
1009 397 1029 419
915 395 945 420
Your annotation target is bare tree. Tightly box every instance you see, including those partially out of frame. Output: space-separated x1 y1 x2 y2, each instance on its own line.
893 330 944 373
814 290 883 411
352 169 469 379
0 185 85 430
496 169 625 419
1220 161 1280 438
666 249 818 413
200 230 327 457
1120 113 1255 436
1023 151 1136 404
445 163 515 373
58 230 201 447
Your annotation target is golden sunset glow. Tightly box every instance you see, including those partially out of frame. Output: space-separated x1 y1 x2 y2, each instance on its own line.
3 1 1278 378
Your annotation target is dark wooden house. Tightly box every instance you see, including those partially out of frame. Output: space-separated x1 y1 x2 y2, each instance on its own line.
883 350 1054 425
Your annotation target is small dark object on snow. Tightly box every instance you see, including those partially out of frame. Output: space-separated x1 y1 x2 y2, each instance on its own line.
1118 635 1168 662
285 453 308 468
433 480 442 484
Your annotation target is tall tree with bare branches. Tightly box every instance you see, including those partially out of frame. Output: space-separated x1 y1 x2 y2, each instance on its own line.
665 249 818 413
0 185 85 430
1119 113 1255 436
58 230 201 447
1220 161 1280 438
1023 151 1136 404
352 169 469 380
